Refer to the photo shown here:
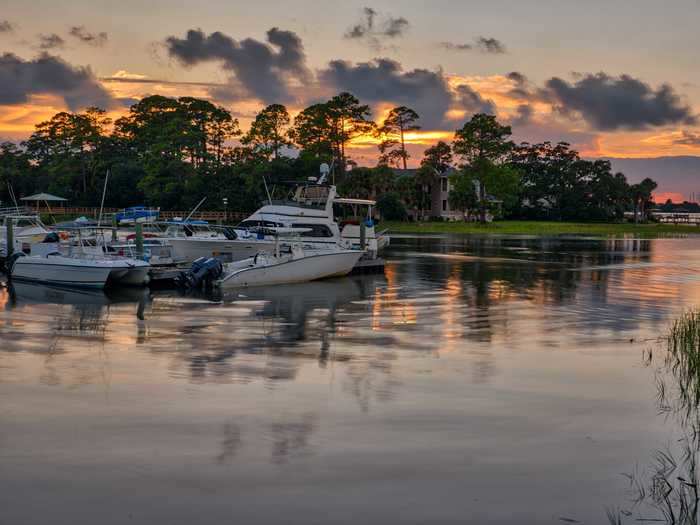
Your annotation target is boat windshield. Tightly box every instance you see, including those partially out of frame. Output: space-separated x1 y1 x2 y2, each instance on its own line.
268 185 330 209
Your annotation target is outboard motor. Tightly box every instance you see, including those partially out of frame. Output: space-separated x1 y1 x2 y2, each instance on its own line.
175 257 223 289
5 252 26 277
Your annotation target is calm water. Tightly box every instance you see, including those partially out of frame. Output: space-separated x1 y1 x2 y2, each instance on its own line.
2 235 700 524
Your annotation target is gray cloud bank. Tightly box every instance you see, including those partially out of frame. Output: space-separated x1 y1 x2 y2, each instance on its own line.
0 25 696 139
165 27 311 103
545 73 697 131
0 52 114 110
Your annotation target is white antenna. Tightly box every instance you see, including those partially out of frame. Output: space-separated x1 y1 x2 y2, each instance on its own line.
318 163 330 185
8 183 18 208
98 170 109 227
262 176 272 204
185 197 207 222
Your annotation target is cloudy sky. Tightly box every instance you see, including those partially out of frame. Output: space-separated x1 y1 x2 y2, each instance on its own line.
1 0 699 198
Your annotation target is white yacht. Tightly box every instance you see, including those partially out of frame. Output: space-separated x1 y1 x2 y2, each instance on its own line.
236 175 389 260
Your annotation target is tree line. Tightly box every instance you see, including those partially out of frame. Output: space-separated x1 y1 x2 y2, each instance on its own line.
0 93 657 222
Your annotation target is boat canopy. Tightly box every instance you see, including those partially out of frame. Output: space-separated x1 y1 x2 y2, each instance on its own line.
333 198 376 206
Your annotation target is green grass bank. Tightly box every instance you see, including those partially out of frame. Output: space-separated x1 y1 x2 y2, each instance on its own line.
383 220 700 237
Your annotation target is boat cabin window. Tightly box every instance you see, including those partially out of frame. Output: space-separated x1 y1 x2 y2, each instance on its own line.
239 220 283 229
292 223 333 238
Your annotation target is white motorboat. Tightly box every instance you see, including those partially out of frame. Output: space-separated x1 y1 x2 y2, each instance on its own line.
58 228 151 286
160 220 276 263
6 248 149 289
0 210 52 256
217 243 363 288
6 233 150 288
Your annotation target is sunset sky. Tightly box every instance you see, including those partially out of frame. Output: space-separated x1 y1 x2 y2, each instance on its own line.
1 0 699 199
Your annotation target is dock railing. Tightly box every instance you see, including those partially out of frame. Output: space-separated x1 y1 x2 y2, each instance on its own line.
0 206 34 218
46 207 248 223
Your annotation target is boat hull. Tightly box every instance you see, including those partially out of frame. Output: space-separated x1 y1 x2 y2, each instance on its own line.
168 238 275 263
219 250 363 288
10 258 114 288
109 264 150 286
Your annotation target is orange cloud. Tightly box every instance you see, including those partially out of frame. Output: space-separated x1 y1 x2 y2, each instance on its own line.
594 130 700 158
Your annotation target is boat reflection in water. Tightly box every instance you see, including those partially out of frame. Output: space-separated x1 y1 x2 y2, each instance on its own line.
7 280 150 307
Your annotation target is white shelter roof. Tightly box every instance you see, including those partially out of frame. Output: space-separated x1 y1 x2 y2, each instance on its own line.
20 193 67 202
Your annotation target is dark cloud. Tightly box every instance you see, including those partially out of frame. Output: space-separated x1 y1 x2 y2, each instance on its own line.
38 33 65 50
440 37 506 54
506 71 539 100
364 7 378 29
507 71 526 84
383 17 409 37
0 52 115 110
475 37 506 54
165 27 311 103
318 58 452 128
345 7 377 39
345 25 367 39
69 26 108 46
512 104 534 126
439 42 472 51
0 20 14 33
344 7 409 43
544 73 697 130
673 131 700 146
454 84 496 115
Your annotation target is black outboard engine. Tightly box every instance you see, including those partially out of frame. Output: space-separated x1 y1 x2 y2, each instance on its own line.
5 252 26 277
175 257 223 289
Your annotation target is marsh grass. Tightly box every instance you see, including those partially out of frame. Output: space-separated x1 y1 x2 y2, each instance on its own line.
668 310 700 420
611 309 700 524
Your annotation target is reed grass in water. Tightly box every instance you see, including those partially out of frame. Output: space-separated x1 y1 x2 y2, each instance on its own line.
609 309 700 524
667 309 700 417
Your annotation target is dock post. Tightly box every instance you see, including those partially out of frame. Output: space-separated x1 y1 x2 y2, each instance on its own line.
135 222 144 259
6 218 14 257
360 221 366 251
111 215 117 242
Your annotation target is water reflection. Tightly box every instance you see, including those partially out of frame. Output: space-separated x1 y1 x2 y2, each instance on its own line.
2 236 700 524
3 236 700 390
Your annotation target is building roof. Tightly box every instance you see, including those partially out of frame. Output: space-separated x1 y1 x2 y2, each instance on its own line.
20 192 67 202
